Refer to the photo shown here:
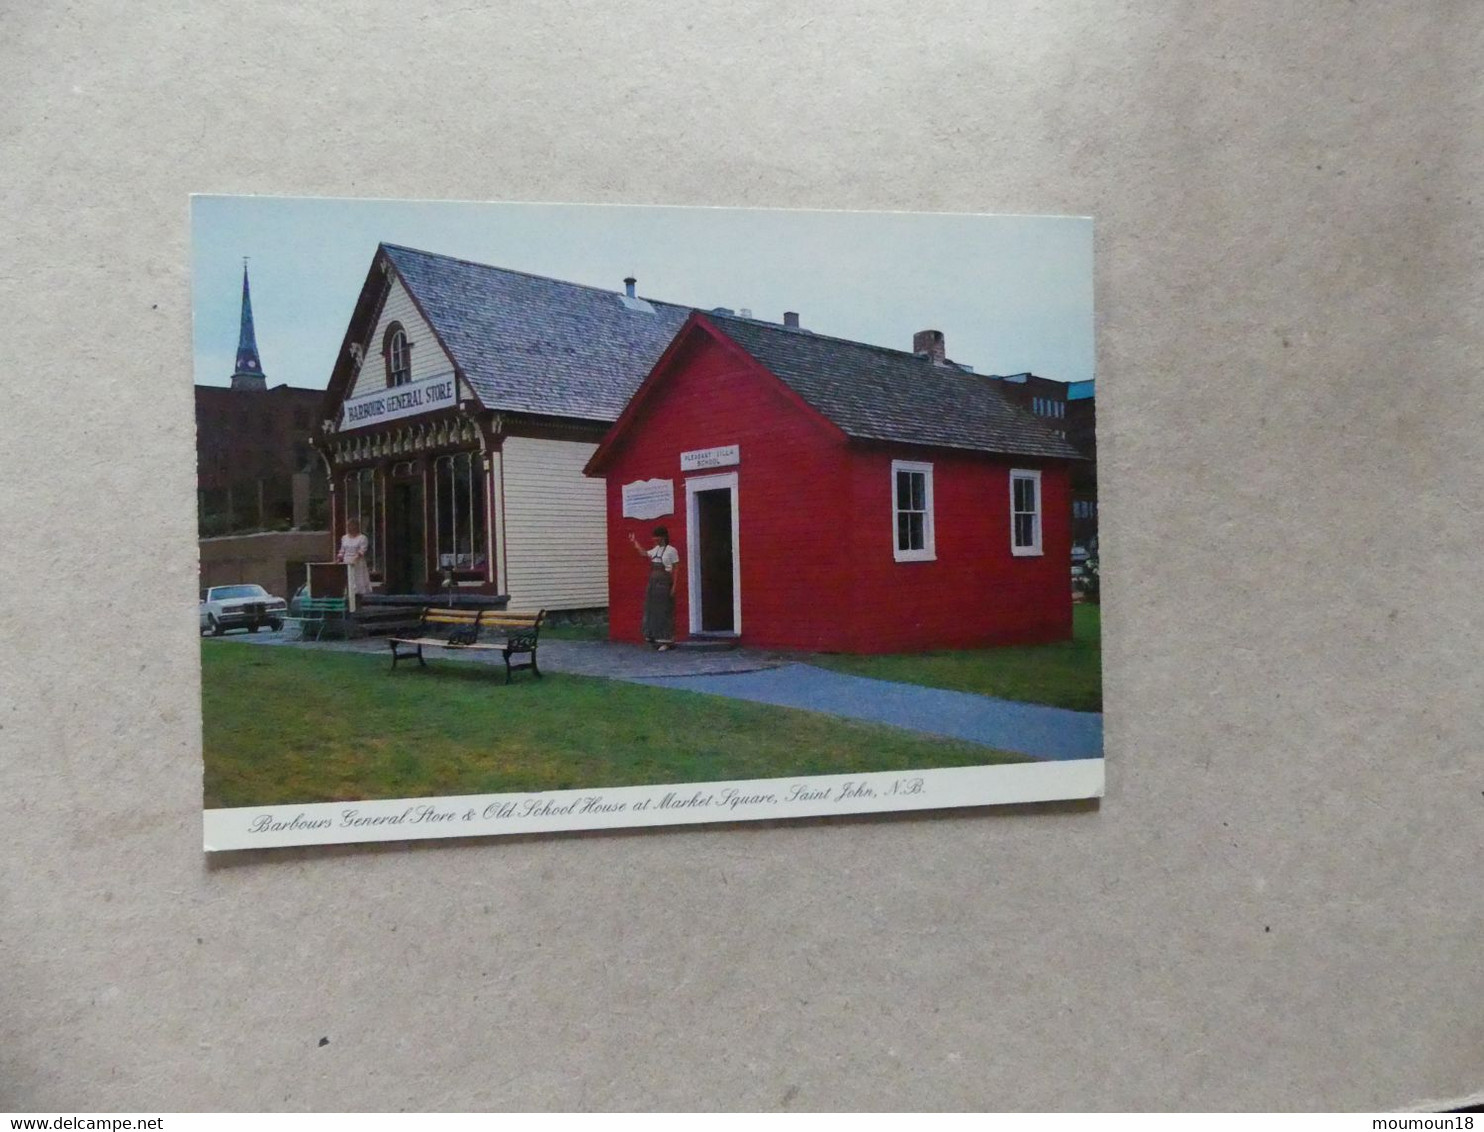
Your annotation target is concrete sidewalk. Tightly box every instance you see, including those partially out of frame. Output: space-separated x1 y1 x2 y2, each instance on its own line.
629 663 1103 761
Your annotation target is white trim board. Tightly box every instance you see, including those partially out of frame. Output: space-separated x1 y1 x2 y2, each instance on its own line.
684 470 741 637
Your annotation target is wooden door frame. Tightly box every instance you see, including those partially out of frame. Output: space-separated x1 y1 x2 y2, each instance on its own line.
684 471 741 636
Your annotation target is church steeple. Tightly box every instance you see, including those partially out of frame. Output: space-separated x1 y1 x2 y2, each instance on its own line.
230 259 267 391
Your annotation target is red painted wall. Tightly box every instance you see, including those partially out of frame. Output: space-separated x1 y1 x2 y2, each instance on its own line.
601 332 853 649
842 447 1073 652
597 329 1074 653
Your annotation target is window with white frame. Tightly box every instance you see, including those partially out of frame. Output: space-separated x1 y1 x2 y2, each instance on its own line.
892 460 935 562
384 323 412 387
1010 469 1043 556
433 451 488 576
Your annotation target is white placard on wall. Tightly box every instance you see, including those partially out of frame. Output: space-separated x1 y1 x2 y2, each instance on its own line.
621 478 675 520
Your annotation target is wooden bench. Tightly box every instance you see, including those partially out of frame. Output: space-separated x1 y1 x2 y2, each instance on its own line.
389 608 546 684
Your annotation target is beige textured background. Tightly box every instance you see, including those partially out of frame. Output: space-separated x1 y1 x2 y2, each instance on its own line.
2 0 1481 1112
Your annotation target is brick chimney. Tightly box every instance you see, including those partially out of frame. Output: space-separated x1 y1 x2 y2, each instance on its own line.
784 311 800 329
913 329 946 365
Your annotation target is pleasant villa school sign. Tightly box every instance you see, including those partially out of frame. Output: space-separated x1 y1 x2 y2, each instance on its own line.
340 373 458 431
680 444 739 471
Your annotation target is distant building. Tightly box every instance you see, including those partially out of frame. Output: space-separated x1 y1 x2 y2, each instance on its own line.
196 263 331 597
989 372 1097 552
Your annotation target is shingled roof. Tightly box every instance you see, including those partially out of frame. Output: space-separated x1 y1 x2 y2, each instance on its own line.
705 315 1084 460
382 244 693 422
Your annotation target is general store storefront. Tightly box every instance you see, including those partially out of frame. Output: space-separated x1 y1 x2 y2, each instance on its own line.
309 242 695 613
317 367 622 612
325 376 496 596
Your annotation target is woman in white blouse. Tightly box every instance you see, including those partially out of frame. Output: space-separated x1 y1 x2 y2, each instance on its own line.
338 518 373 596
629 526 679 650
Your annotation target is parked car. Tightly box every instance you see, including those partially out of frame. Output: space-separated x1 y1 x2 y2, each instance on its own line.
200 584 288 636
288 583 309 618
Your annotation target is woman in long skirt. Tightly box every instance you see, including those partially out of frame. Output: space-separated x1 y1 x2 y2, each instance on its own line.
629 526 679 650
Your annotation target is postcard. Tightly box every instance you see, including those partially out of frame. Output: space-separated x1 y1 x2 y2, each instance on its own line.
193 197 1102 850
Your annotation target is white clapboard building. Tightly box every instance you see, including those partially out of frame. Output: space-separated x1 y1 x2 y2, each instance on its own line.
314 244 691 611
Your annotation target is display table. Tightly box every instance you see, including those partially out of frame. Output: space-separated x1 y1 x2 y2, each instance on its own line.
305 561 355 611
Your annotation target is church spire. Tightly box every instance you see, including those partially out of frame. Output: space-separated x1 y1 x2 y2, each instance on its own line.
231 259 267 391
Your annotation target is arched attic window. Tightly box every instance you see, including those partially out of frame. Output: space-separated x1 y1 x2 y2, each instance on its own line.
383 322 412 387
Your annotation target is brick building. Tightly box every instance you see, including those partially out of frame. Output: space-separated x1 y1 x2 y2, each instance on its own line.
989 372 1098 551
196 264 331 597
196 263 330 536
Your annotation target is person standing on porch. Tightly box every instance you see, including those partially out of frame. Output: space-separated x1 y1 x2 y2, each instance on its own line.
629 527 678 650
338 518 373 596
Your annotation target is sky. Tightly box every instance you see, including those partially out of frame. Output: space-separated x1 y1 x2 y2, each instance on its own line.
191 197 1093 391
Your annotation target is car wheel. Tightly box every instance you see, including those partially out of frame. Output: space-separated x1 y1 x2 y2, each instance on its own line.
269 619 283 632
210 616 224 637
248 624 259 633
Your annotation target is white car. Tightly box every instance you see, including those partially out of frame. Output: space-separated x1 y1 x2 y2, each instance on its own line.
200 584 287 636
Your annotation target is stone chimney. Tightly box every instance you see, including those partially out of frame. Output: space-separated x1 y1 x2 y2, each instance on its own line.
623 276 637 298
913 329 946 365
784 311 800 328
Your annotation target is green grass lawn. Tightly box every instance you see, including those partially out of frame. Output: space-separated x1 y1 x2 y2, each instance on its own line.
808 604 1102 713
201 643 1029 808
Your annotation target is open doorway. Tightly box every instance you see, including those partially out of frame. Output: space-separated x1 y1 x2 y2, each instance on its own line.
685 472 740 636
385 475 425 594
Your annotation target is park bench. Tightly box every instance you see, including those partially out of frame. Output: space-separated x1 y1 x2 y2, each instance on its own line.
288 597 349 641
389 608 546 684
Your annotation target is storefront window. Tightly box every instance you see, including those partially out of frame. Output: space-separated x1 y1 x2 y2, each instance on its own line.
343 467 382 575
434 452 487 575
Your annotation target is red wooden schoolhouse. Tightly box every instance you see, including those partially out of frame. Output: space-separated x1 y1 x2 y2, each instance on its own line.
584 312 1086 654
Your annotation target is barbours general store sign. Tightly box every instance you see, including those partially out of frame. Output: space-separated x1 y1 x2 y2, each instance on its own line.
340 373 458 431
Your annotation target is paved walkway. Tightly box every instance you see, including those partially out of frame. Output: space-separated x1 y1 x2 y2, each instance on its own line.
218 632 1100 760
630 664 1103 761
222 629 785 678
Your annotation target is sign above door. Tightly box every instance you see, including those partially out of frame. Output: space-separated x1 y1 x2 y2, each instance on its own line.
680 444 740 471
341 373 459 432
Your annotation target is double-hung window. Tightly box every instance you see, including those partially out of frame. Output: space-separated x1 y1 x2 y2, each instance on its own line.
892 460 935 562
1010 469 1043 556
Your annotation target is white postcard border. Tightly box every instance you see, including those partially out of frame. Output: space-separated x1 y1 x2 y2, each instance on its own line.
203 759 1104 851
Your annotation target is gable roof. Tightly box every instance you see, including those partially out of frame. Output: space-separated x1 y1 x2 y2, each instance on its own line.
380 244 693 422
703 314 1083 460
